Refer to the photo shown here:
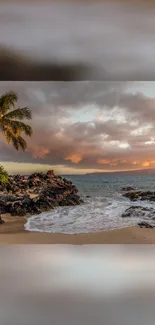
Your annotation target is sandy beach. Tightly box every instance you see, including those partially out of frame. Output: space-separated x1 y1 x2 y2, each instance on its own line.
0 214 155 244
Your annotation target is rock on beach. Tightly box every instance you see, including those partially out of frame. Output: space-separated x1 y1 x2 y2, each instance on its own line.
0 170 84 217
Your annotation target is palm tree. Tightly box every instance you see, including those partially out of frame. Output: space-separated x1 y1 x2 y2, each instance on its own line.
0 91 32 150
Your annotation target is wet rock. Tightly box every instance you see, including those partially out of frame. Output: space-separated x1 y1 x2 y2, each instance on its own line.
0 170 83 216
8 201 27 216
122 187 135 191
148 196 155 202
0 199 7 214
138 222 154 229
123 190 155 202
34 195 56 212
22 196 40 214
64 194 83 206
121 206 155 219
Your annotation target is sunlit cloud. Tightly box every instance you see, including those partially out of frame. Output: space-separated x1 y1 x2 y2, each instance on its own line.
31 148 50 159
142 161 150 167
145 137 155 145
118 142 130 149
0 81 155 174
65 154 83 164
131 124 153 136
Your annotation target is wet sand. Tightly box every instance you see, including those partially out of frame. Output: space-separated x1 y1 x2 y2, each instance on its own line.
0 214 155 244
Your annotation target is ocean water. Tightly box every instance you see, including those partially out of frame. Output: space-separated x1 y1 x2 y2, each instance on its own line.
25 174 155 234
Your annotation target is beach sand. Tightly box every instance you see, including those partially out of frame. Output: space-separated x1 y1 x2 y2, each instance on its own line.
0 214 155 244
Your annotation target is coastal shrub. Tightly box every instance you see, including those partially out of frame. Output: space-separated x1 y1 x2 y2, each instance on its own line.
0 165 8 183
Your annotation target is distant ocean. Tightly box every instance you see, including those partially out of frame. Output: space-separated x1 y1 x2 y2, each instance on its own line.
25 174 155 234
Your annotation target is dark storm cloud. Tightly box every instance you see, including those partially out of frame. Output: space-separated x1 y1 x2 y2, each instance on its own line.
1 81 155 171
0 2 155 80
118 92 155 123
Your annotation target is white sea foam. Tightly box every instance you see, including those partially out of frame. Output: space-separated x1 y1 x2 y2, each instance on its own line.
24 194 155 234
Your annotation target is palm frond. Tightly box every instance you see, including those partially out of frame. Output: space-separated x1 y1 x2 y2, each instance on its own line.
0 90 32 152
5 130 27 151
17 122 32 136
5 130 20 150
15 136 27 151
0 91 18 114
0 121 6 133
1 119 33 136
3 107 32 120
5 130 13 144
0 118 19 134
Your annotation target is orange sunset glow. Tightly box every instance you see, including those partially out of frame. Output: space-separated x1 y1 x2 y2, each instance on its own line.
65 154 83 164
1 81 155 175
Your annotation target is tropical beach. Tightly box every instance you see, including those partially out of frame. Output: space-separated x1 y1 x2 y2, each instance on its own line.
1 82 155 243
1 169 155 243
1 214 155 244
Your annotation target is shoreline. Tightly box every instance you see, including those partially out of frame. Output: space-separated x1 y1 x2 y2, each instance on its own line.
0 214 155 244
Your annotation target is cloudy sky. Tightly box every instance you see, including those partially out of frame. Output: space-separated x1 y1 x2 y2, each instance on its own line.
0 1 155 80
0 81 155 174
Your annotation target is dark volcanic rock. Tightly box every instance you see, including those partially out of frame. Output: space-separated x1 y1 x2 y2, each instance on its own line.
121 206 155 229
138 222 154 229
121 206 155 219
46 170 55 178
34 195 56 212
0 199 7 214
0 170 84 216
58 194 83 206
0 182 6 192
121 187 135 191
5 198 40 216
123 190 155 202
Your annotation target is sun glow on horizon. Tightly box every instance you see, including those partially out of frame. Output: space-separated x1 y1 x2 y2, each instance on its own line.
1 81 155 174
2 160 155 176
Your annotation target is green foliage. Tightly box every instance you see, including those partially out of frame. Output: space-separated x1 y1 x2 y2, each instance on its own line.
0 91 32 151
0 165 8 183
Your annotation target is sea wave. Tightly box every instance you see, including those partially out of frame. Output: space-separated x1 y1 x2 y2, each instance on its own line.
24 193 155 234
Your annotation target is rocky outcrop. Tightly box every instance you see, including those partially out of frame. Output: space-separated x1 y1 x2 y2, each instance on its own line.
121 187 135 191
138 222 154 229
121 206 155 219
123 190 155 202
0 170 84 217
121 206 155 229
